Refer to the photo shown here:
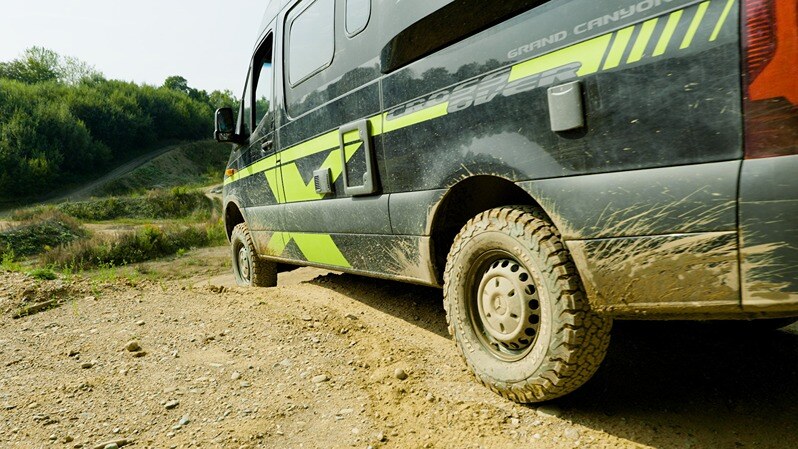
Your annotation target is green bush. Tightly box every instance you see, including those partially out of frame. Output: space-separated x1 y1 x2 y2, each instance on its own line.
28 267 57 280
49 188 214 221
0 211 88 257
43 220 225 269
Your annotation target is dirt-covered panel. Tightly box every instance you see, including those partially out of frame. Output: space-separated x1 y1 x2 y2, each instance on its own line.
518 161 739 241
739 156 798 311
567 231 739 314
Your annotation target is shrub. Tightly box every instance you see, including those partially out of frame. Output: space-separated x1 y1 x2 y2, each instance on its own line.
43 220 224 270
0 210 88 257
48 188 214 221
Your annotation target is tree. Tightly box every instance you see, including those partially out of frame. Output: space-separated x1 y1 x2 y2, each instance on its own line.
0 47 103 85
0 47 59 84
163 75 190 94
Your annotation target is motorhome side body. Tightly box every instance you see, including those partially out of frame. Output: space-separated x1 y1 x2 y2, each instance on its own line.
222 0 798 319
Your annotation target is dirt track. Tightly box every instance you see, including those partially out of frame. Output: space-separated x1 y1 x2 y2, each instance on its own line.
1 246 797 449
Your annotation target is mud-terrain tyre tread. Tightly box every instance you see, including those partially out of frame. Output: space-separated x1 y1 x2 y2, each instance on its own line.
230 223 277 287
443 206 612 403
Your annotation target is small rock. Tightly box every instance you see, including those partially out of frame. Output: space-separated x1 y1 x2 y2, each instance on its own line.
536 404 562 418
103 444 118 449
510 418 520 426
311 374 329 383
344 313 358 320
425 392 435 402
135 320 145 326
49 434 57 441
239 381 251 388
81 361 94 369
533 433 542 440
85 296 96 301
393 368 408 380
376 432 387 442
125 340 141 352
231 371 241 381
164 400 179 410
27 402 40 409
131 351 147 358
63 435 74 443
564 428 580 440
301 315 312 321
67 349 79 357
178 416 190 426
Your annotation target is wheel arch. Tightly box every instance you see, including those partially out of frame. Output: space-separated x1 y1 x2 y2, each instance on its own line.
428 175 554 284
224 199 246 242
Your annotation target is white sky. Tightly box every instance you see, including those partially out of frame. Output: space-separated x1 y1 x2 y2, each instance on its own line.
0 0 267 95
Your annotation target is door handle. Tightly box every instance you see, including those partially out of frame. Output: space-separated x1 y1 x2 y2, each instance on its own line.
261 139 273 151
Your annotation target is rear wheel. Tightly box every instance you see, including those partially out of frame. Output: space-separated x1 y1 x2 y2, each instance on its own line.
230 223 277 287
443 206 611 403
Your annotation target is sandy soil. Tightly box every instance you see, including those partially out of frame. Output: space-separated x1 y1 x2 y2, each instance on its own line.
1 246 797 449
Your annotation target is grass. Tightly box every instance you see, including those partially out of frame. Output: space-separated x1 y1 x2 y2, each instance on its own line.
42 220 227 270
13 187 215 222
28 267 58 280
0 211 88 257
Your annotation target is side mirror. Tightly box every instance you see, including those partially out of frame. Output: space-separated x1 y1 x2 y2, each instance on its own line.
214 108 242 143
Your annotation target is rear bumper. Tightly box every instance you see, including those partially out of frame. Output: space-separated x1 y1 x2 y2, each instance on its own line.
739 154 798 313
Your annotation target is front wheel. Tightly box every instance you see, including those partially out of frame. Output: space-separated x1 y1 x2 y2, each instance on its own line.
443 206 611 403
230 223 277 287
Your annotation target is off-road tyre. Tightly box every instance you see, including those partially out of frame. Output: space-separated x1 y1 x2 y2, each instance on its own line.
443 206 612 403
230 223 277 287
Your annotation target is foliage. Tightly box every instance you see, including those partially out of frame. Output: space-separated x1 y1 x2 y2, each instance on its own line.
28 267 58 280
59 188 214 221
43 220 226 270
13 188 215 222
0 47 236 200
0 47 102 85
1 247 22 272
0 211 88 257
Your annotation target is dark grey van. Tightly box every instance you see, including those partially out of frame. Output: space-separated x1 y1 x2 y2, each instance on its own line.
214 0 798 402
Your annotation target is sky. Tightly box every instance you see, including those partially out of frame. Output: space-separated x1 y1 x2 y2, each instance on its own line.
0 0 267 95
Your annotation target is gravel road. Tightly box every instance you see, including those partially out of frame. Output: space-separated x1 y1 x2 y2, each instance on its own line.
1 246 797 449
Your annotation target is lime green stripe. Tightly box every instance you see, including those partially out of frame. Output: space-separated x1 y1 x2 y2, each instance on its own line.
603 26 635 70
269 232 350 267
510 33 613 81
265 232 287 256
681 1 710 49
264 168 282 202
223 153 278 185
292 233 350 267
627 18 659 63
280 130 339 165
382 102 449 133
710 0 735 41
653 10 684 56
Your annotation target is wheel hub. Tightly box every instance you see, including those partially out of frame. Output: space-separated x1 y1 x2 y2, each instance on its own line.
238 246 251 281
477 259 541 351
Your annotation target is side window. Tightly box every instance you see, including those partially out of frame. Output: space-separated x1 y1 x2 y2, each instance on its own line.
287 0 334 86
345 0 370 36
238 69 253 137
253 35 274 129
